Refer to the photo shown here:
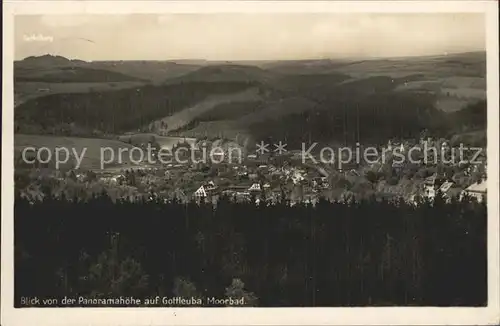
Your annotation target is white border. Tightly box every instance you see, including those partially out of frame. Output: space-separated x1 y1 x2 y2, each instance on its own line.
2 1 499 325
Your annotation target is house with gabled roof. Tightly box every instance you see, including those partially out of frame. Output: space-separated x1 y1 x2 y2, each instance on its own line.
194 185 207 198
436 181 463 203
248 183 262 192
439 181 454 193
462 179 487 203
424 173 437 187
193 180 218 198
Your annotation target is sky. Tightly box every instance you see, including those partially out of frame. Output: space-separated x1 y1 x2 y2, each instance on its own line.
14 13 485 61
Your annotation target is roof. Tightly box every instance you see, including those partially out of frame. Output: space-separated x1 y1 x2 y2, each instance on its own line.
194 186 207 197
465 180 487 193
439 181 454 193
248 183 261 191
424 174 436 185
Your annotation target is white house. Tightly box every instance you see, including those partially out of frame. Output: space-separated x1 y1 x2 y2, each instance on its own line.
194 186 207 198
248 183 262 192
439 181 454 193
424 186 436 200
462 180 487 203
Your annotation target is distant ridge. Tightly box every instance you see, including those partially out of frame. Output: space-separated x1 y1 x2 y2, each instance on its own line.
164 64 276 84
14 51 485 146
16 50 485 66
15 54 146 83
17 54 88 66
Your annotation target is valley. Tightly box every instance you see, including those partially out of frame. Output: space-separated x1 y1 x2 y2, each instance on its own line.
14 52 486 149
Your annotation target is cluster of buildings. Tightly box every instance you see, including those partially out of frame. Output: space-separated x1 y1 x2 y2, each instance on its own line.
16 133 488 206
79 148 334 205
412 173 487 204
191 163 325 205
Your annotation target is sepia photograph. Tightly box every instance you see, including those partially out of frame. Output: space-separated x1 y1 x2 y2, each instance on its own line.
2 1 499 325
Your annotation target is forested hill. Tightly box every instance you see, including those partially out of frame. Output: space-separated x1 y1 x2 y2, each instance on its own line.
14 81 261 135
15 76 486 146
15 193 487 307
14 52 486 146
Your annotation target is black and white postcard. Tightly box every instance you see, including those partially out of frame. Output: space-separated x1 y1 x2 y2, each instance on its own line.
2 1 499 325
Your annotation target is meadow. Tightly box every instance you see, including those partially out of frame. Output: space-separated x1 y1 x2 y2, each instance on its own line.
15 134 136 170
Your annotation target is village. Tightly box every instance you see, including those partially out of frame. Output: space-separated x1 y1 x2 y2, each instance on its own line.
16 134 488 206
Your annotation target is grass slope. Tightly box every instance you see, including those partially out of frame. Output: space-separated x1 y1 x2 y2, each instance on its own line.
14 134 136 170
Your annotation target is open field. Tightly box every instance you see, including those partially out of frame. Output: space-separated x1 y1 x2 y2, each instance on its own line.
175 121 254 145
149 87 263 133
14 81 148 107
14 54 200 106
332 53 485 78
14 66 146 83
117 133 198 150
14 134 137 170
15 54 199 82
393 75 486 112
89 60 200 82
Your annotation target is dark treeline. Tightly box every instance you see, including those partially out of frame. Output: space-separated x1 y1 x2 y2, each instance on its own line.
15 192 487 307
15 81 259 134
250 91 441 146
448 99 487 132
251 95 486 147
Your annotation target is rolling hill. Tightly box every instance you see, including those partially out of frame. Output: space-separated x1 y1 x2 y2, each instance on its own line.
15 54 146 83
14 80 260 136
90 60 200 82
14 55 201 106
14 52 487 148
15 66 147 83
